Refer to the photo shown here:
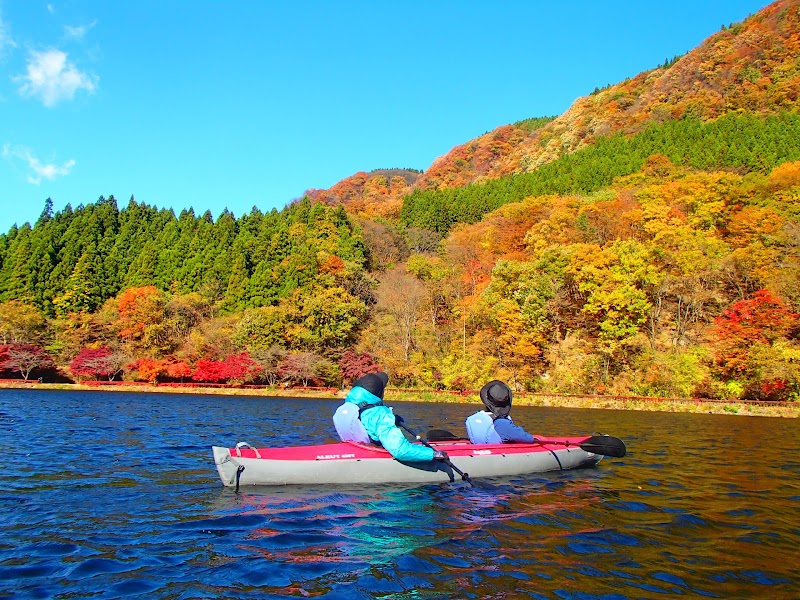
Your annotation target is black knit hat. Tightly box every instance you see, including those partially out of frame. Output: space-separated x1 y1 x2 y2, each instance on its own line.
353 371 389 400
479 380 512 419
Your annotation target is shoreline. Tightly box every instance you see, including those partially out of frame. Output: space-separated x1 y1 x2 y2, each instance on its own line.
1 381 797 418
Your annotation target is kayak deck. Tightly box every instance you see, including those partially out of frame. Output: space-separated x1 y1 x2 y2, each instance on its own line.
212 438 604 487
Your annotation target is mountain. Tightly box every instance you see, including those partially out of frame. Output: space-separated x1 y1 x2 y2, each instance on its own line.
304 169 422 220
308 0 800 215
3 0 799 401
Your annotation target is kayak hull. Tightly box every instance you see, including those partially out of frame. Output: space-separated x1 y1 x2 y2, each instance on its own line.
212 438 603 487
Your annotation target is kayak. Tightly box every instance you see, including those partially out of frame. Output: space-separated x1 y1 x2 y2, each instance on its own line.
211 434 625 487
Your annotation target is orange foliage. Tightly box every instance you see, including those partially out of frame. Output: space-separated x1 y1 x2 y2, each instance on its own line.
319 255 346 275
118 286 158 316
304 170 418 219
165 360 192 381
724 206 784 248
115 286 166 342
416 125 528 191
642 154 675 178
128 357 169 383
768 160 800 189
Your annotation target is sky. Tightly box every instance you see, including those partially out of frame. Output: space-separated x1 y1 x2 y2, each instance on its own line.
0 0 771 234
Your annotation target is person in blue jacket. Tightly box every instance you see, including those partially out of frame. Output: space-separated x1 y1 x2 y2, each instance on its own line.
333 371 448 462
465 380 536 444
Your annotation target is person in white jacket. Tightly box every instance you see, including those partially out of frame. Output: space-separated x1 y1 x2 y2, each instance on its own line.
465 380 536 444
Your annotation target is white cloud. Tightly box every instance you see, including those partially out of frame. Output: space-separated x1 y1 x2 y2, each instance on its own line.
14 49 98 107
2 144 76 185
64 20 97 41
0 11 18 59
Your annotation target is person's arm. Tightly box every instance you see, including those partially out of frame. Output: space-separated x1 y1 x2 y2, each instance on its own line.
493 417 536 443
361 407 436 461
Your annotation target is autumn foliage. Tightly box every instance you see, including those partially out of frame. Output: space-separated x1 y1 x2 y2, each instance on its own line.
192 353 262 384
711 291 797 374
0 343 55 381
708 290 798 400
338 350 381 384
2 2 800 403
70 346 125 381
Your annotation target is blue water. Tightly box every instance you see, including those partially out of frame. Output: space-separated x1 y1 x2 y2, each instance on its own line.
1 390 798 599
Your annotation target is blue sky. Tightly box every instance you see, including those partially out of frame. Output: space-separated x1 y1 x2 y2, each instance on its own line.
0 1 770 233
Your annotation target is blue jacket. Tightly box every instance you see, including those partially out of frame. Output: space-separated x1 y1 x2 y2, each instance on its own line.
465 410 535 444
334 386 435 462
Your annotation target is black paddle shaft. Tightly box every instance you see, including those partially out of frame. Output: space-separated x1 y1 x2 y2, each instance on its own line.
399 423 476 487
427 429 627 459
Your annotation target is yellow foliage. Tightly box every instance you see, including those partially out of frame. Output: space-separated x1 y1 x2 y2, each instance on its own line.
768 160 800 189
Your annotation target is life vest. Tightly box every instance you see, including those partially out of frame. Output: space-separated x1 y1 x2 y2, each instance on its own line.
465 411 503 444
333 402 373 444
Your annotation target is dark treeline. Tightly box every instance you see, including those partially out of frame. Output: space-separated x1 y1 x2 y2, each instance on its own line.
0 197 368 318
400 112 800 233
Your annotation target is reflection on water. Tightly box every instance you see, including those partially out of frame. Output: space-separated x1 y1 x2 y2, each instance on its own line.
0 389 798 599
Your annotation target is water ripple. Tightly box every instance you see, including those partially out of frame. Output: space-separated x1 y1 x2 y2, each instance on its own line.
1 390 799 599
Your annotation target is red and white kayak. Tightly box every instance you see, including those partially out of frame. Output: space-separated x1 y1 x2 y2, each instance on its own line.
212 434 624 487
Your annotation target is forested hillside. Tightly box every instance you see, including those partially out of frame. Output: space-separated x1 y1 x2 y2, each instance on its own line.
401 113 800 233
1 0 799 401
316 0 800 216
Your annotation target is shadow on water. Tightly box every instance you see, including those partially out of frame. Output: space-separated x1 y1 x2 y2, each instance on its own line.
1 389 799 599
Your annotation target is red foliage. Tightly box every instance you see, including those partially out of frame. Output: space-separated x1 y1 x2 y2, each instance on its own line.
714 289 796 341
1 343 55 381
710 289 798 376
70 347 116 380
338 350 381 383
277 352 318 386
761 379 787 401
0 345 8 375
192 358 228 383
192 352 262 384
165 361 192 382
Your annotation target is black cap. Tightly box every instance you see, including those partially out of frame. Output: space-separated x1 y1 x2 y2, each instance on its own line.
479 380 512 419
353 371 389 399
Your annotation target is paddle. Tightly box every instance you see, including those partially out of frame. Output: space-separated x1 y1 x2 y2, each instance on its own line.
398 423 477 487
533 435 627 458
427 428 626 458
427 429 466 441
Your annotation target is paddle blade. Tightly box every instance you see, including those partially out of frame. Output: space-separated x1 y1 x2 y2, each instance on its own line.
580 435 627 458
427 429 463 441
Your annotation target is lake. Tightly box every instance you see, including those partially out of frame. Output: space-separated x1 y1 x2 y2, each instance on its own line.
1 389 798 599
